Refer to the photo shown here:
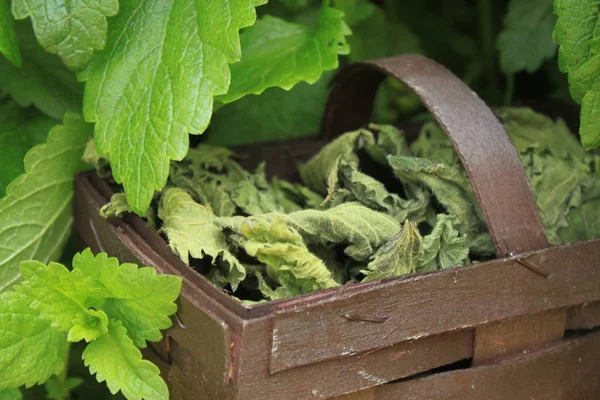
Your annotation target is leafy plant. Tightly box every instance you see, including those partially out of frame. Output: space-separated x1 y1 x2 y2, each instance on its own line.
0 249 181 399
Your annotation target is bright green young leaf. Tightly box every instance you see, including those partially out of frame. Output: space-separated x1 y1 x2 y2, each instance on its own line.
11 0 119 71
0 21 83 120
0 112 92 292
218 5 350 103
100 193 133 218
83 320 168 400
79 0 266 215
497 0 557 74
159 188 246 291
18 260 96 332
0 290 67 389
67 309 109 342
205 72 332 146
362 221 422 281
0 101 55 197
72 249 182 348
0 1 21 67
553 0 600 148
0 388 21 400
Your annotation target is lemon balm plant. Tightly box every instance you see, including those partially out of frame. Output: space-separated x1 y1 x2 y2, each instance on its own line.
0 0 598 399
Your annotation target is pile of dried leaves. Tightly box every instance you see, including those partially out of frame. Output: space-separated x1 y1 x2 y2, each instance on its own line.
101 108 600 302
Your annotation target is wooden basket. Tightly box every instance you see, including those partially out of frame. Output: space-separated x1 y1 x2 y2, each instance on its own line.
73 55 600 400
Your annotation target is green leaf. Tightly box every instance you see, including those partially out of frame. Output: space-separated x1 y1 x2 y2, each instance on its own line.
45 376 83 400
287 202 399 261
18 260 96 332
0 1 21 67
553 0 600 148
240 216 339 300
205 72 331 146
417 214 470 273
67 309 109 343
72 249 181 348
0 21 83 120
100 193 133 218
362 221 422 281
79 0 266 215
158 188 246 291
83 320 168 400
0 290 67 389
0 101 55 197
332 0 375 26
218 5 350 103
0 389 21 400
0 112 92 292
300 129 375 194
497 0 557 74
11 0 119 71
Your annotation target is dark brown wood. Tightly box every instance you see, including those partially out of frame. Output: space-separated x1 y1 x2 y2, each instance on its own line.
369 332 600 400
270 241 600 372
235 317 473 400
472 309 566 365
321 55 549 257
567 300 600 330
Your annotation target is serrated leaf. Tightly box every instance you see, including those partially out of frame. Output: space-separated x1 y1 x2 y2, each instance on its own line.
0 290 67 389
0 101 55 197
300 129 375 194
17 260 96 331
79 0 266 215
83 320 168 400
100 193 133 218
240 217 338 300
0 389 21 400
553 0 600 148
218 6 349 103
0 112 92 292
0 21 83 119
0 1 21 67
497 0 557 74
362 221 422 281
417 214 470 273
11 0 119 71
67 309 109 342
158 188 246 291
72 249 181 348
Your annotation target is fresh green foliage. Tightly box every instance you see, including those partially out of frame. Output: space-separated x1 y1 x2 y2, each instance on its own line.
11 0 118 71
554 0 600 148
0 101 54 196
0 22 83 120
0 389 21 400
44 376 83 400
219 5 349 103
497 0 557 74
79 0 267 215
0 1 20 66
0 112 91 291
0 249 181 399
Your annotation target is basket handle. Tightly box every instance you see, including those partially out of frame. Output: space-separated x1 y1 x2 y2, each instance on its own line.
320 54 549 257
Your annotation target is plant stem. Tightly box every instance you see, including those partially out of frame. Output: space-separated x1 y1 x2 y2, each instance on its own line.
57 342 71 400
477 0 500 104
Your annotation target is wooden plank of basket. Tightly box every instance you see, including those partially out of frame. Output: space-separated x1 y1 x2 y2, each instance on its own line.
331 332 600 400
271 54 569 372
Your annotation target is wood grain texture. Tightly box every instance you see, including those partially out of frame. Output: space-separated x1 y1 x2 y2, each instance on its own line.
271 240 600 372
373 332 600 400
472 309 567 365
235 316 473 400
